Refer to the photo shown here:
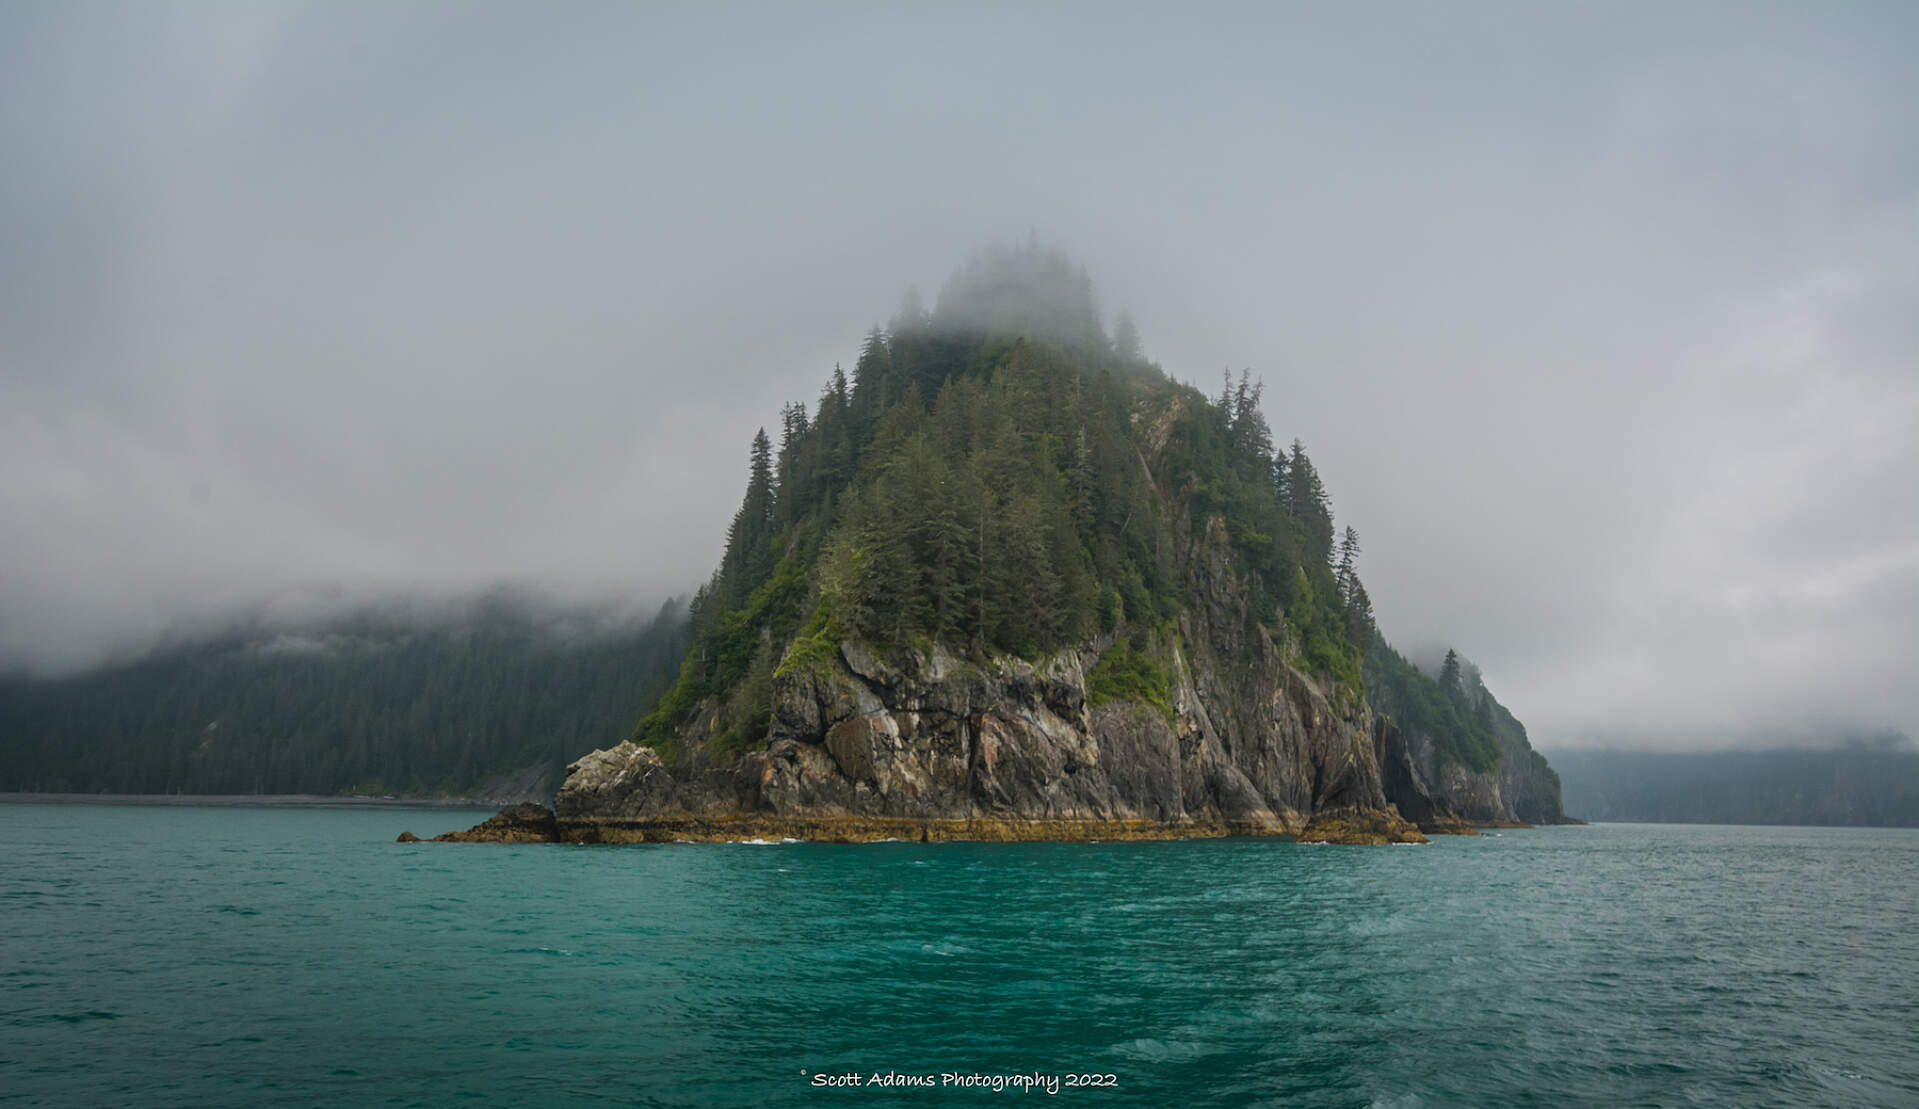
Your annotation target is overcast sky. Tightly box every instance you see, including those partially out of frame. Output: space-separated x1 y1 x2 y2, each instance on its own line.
2 2 1913 748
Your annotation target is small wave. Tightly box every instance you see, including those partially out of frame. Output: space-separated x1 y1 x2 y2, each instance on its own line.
13 1011 119 1026
920 941 975 957
1348 915 1409 938
1111 1037 1216 1062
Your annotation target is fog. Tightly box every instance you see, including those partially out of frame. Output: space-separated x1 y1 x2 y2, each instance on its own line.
2 3 1913 748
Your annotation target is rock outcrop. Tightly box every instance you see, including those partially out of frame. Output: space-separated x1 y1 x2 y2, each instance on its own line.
1377 715 1575 832
414 802 559 843
433 626 1421 844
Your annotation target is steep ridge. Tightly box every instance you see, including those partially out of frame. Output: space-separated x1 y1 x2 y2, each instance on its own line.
1367 644 1577 832
433 244 1565 846
456 394 1416 843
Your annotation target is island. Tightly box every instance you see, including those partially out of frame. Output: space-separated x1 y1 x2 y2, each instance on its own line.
429 244 1573 847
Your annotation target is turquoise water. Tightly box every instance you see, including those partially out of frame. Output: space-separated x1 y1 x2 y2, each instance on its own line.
3 806 1915 1108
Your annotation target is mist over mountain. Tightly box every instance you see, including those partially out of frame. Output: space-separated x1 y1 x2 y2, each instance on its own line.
2 4 1912 752
0 594 688 798
1555 739 1919 826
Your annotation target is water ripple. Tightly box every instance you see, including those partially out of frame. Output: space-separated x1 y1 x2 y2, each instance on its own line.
1 808 1916 1107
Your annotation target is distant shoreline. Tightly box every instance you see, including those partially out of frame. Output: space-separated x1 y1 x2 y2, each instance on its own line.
0 792 497 809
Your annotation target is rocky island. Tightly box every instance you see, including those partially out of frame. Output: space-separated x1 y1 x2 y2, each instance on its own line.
425 245 1571 847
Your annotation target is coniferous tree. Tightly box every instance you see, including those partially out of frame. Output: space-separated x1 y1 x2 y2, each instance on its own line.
828 362 850 410
747 428 774 528
1229 370 1274 485
717 428 777 609
1335 526 1361 601
1071 428 1095 534
1287 439 1336 563
774 403 808 516
779 402 808 456
849 327 894 440
1344 574 1375 645
813 364 853 505
1439 648 1463 699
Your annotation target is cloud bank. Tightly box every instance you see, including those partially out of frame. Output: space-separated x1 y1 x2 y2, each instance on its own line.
2 2 1914 747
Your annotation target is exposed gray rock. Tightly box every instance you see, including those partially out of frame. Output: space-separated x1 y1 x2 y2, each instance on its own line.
1378 713 1575 831
546 548 1419 840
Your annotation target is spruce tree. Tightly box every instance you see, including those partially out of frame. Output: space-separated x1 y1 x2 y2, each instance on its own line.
1287 439 1336 563
849 326 894 440
1335 526 1361 601
747 428 774 528
1229 371 1274 484
717 428 777 609
1344 574 1375 645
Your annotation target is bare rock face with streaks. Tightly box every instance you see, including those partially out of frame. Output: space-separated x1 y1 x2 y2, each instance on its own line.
1377 716 1577 833
501 624 1422 844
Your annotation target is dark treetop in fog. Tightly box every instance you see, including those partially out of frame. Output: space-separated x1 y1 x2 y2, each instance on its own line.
1 3 1914 749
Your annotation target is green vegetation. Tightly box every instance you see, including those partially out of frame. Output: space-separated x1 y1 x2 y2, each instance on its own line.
1086 638 1175 721
1364 638 1502 772
636 242 1386 756
0 597 689 795
1155 376 1372 694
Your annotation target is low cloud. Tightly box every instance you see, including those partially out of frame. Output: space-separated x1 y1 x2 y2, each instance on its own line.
1 3 1913 748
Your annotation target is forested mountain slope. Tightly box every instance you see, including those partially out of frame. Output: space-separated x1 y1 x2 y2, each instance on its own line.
1555 742 1918 826
0 596 687 799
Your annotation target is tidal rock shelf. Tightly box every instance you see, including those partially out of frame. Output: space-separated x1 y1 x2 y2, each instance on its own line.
412 802 1426 845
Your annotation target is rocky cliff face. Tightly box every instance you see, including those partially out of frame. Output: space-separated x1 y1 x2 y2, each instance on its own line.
1378 715 1573 831
1500 742 1572 825
518 617 1417 844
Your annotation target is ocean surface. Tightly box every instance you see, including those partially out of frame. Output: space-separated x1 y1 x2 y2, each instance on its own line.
2 806 1914 1108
